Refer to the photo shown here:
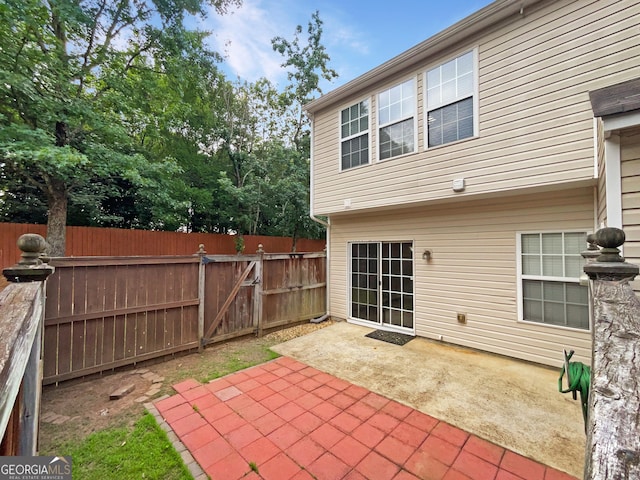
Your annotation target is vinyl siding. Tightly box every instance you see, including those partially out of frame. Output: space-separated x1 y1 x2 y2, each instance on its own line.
621 126 640 292
312 0 640 215
329 187 594 367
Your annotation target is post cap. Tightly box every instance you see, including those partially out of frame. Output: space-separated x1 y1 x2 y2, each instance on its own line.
584 227 638 281
3 234 54 283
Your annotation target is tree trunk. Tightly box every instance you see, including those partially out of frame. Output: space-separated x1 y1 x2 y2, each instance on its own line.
292 226 298 252
45 183 68 257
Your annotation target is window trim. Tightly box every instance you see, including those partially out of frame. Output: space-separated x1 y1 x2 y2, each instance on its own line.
376 76 418 162
515 230 591 332
338 97 371 172
424 48 479 149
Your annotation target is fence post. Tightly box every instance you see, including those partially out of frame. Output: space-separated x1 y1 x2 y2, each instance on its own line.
196 244 206 353
254 244 264 337
1 233 53 455
583 227 640 479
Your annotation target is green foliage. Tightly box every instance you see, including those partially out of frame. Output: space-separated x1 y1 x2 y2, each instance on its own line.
200 345 278 383
1 3 329 248
272 10 338 150
57 412 192 480
0 0 239 253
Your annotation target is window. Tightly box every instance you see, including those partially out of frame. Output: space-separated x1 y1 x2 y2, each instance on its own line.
518 232 589 330
426 51 475 147
350 242 414 330
377 79 415 160
340 100 369 170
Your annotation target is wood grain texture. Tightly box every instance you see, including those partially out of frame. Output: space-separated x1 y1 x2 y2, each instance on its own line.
586 279 640 479
0 283 42 444
43 253 326 383
0 222 325 270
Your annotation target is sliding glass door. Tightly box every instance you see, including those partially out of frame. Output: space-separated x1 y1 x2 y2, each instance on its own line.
350 242 414 331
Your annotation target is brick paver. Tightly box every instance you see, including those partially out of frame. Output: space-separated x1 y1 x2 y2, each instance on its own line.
152 357 579 480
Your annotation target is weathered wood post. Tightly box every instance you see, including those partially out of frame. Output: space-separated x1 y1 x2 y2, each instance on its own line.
195 244 206 353
583 227 640 479
254 244 264 337
1 234 54 455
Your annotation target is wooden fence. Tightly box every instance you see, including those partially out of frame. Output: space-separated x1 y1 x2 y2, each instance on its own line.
43 251 326 384
0 222 326 270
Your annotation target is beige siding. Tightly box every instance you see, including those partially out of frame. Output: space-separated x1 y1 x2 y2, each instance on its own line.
312 0 640 215
329 187 594 367
621 126 640 292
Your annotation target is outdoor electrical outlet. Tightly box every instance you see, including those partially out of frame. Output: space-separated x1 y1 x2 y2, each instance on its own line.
457 313 467 324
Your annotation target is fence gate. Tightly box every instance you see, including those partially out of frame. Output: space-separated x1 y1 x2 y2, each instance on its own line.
201 255 261 346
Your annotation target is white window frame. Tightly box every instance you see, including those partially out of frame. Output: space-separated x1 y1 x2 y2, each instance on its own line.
516 230 591 332
339 98 371 172
424 48 479 149
347 241 415 334
376 77 417 161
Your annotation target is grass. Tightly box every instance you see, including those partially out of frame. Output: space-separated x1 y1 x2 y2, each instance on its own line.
46 345 282 479
200 345 280 383
58 413 192 480
39 325 318 480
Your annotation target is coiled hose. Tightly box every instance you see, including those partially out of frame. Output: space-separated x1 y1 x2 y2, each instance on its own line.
558 350 590 433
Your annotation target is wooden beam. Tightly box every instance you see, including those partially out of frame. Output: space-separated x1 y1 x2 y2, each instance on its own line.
201 327 257 347
197 255 206 353
44 299 200 325
43 342 199 385
0 283 42 441
261 282 327 295
49 256 200 267
584 228 640 479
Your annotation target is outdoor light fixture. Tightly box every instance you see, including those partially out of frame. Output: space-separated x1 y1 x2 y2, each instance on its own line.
422 249 432 260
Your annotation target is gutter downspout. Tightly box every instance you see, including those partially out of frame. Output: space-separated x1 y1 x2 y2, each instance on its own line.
308 114 330 318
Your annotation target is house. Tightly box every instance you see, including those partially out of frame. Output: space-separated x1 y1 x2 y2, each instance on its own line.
304 0 640 367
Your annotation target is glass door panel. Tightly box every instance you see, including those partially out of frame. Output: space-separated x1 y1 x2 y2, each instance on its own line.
381 242 414 329
351 242 414 330
351 243 379 324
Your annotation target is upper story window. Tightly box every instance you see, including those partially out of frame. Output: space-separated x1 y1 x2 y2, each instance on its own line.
426 51 475 147
340 100 370 170
517 232 589 330
377 79 415 160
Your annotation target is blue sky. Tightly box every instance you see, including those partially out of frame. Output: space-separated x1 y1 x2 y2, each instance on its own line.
203 0 494 92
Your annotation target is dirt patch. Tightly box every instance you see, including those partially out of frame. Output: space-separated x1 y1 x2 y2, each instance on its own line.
39 320 335 454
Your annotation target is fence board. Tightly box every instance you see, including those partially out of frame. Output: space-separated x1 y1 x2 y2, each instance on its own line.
261 255 326 330
0 222 325 269
42 252 326 383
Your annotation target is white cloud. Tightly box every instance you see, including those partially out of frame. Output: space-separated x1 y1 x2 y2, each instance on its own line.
203 0 300 86
201 0 376 93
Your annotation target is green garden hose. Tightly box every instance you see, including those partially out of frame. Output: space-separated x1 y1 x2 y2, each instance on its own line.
558 350 591 432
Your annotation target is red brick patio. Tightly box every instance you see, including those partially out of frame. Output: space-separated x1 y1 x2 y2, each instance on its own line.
153 356 577 480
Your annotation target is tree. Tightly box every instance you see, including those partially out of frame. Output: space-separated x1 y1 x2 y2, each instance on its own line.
0 0 240 255
268 10 337 246
272 10 338 151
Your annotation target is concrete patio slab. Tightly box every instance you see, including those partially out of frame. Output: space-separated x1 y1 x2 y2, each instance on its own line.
270 322 585 478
